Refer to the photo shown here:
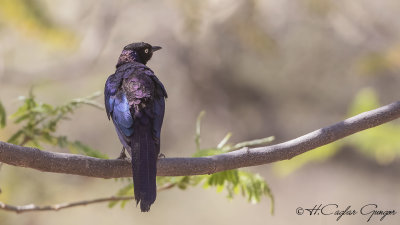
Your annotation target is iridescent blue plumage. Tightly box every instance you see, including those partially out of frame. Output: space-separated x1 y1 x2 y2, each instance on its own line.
113 93 134 136
104 42 166 212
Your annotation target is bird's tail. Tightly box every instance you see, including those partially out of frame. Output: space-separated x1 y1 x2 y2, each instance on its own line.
131 124 158 212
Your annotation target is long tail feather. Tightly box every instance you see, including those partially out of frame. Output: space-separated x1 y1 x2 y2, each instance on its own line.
131 124 158 212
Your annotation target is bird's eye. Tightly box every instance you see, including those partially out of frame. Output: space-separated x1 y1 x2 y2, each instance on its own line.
144 48 149 54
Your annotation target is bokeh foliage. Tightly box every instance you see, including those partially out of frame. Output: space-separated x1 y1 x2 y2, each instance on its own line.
274 88 400 176
0 0 76 48
357 44 400 75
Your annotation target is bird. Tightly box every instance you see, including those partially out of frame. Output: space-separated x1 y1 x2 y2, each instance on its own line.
104 42 167 212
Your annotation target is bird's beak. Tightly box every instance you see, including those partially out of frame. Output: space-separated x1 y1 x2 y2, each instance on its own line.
151 46 162 52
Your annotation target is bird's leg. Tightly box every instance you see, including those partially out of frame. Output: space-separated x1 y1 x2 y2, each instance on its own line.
158 153 165 159
117 147 127 159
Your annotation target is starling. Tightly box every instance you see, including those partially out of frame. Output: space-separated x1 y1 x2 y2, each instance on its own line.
104 42 167 212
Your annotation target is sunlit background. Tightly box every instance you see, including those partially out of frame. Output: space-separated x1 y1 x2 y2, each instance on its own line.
0 0 400 224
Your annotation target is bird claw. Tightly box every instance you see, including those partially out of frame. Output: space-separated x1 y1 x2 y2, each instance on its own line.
158 153 166 159
117 152 127 160
117 147 127 159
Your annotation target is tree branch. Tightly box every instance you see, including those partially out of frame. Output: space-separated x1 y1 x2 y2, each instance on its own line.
0 183 175 213
0 101 399 178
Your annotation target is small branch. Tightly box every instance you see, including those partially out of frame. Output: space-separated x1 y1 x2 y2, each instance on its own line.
226 136 275 151
19 136 31 147
0 101 399 178
0 183 176 213
0 196 133 213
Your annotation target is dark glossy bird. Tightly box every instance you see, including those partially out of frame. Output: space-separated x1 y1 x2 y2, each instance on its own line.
104 42 167 212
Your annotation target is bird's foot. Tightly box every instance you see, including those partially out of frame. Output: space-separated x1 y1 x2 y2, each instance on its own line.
117 147 127 159
158 153 166 159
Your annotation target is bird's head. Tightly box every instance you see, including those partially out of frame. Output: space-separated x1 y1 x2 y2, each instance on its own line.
116 42 162 67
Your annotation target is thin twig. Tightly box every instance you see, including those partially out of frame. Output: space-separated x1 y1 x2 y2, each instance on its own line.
19 136 31 147
0 196 133 213
0 183 176 213
225 136 275 152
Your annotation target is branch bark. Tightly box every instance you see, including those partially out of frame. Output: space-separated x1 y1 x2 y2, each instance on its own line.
0 101 399 178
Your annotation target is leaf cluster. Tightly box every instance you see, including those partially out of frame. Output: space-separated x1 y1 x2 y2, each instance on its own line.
0 90 107 158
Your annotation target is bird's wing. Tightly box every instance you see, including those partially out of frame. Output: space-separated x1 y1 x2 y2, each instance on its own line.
104 74 117 120
149 75 167 141
104 63 135 120
104 65 136 150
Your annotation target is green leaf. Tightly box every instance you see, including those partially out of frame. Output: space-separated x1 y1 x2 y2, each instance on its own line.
346 88 400 164
10 103 29 119
200 170 274 213
14 113 31 124
108 184 134 208
177 176 191 190
193 148 223 157
273 142 341 176
156 176 177 187
348 88 380 116
348 123 400 164
41 131 55 144
238 171 274 214
57 136 68 148
108 200 119 208
7 130 23 144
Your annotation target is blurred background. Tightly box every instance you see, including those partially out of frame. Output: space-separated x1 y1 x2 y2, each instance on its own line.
0 0 400 224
